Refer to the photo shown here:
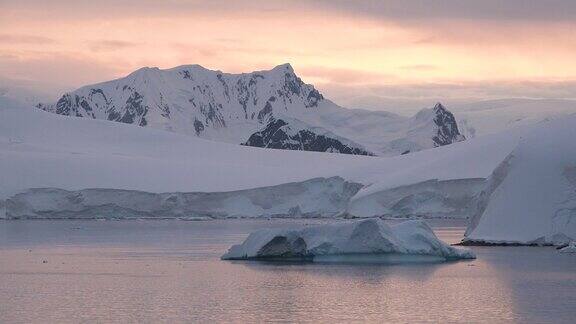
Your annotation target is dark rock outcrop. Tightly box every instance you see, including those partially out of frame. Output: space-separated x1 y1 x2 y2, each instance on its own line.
431 102 465 147
243 119 375 156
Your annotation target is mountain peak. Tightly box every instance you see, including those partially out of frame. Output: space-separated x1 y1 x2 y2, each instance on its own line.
433 102 447 113
271 63 294 73
431 103 465 147
126 63 294 80
168 64 216 73
414 102 450 122
134 66 160 73
126 66 161 80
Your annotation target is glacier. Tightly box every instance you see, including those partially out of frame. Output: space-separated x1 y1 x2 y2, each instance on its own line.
345 178 485 219
3 177 361 220
0 103 526 219
464 115 576 245
453 98 576 138
221 218 475 261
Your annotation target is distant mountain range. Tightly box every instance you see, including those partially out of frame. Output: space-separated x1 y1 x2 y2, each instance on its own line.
37 63 464 156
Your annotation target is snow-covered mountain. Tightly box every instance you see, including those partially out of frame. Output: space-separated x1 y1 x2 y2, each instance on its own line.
37 64 464 156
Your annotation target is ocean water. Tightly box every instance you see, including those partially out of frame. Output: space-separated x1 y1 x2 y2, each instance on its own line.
1 219 575 323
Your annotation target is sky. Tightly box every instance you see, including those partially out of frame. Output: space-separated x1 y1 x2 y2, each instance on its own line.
1 0 576 109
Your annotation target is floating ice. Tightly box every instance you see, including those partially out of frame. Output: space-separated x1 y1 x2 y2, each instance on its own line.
221 218 475 262
559 242 576 253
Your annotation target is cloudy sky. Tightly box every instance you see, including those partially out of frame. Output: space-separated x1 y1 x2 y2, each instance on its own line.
1 0 576 108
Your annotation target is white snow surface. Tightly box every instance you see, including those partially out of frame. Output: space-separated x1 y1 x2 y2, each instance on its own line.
0 105 372 199
464 115 576 245
0 105 522 194
221 218 475 260
0 104 528 218
454 98 576 138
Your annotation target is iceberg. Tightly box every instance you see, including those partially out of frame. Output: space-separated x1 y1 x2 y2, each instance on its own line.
559 242 576 253
221 219 475 262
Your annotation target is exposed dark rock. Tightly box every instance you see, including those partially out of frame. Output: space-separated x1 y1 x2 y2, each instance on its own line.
243 119 375 156
257 101 273 123
432 102 465 147
306 88 323 108
456 240 544 247
194 118 204 135
116 91 147 125
181 70 191 79
55 94 72 115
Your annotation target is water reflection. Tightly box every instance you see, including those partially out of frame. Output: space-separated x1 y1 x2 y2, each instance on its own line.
472 246 576 323
231 257 517 322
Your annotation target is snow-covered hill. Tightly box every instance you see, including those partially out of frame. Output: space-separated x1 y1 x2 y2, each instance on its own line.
463 115 576 245
0 76 60 108
453 98 576 138
0 104 523 219
37 64 464 156
332 97 576 138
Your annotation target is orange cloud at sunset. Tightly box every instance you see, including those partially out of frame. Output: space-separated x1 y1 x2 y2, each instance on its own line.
1 0 576 106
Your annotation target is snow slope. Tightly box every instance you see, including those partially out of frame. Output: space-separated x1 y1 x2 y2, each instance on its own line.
0 76 60 108
0 104 525 219
464 115 576 245
454 98 576 138
37 64 464 156
0 105 374 198
221 218 475 261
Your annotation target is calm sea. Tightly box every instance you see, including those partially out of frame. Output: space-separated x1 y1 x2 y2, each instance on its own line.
1 219 575 323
